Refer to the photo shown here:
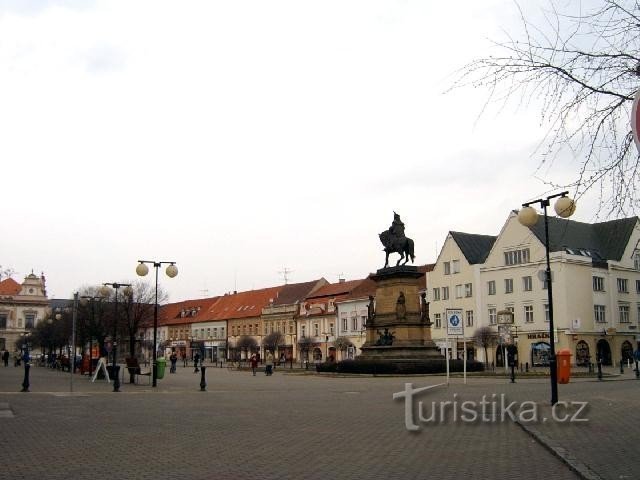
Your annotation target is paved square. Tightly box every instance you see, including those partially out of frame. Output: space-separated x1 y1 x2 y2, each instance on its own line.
1 365 637 479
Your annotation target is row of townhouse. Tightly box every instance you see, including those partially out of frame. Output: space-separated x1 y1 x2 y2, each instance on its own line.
146 275 392 363
428 211 640 368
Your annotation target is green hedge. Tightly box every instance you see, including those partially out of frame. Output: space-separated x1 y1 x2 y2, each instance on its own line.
334 359 485 375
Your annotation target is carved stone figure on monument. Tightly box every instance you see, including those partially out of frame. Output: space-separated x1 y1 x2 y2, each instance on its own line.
367 295 375 325
420 292 432 326
396 291 406 320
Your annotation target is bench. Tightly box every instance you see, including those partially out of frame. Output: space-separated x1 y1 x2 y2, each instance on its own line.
125 357 151 385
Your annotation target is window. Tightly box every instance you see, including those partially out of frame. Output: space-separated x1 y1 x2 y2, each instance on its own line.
0 314 7 329
504 248 530 266
464 283 472 297
329 323 334 336
433 288 440 301
487 280 496 295
455 285 463 299
593 276 605 292
524 305 534 323
443 262 451 275
442 287 449 300
301 325 307 337
544 304 550 322
465 310 474 327
488 308 497 325
221 327 225 337
434 313 442 328
289 324 294 334
594 305 606 323
361 315 367 329
452 260 460 274
619 304 630 323
342 317 348 332
505 278 513 294
314 324 319 337
636 280 640 294
24 314 35 329
617 278 628 293
213 327 218 338
634 251 640 270
352 317 358 331
522 276 532 292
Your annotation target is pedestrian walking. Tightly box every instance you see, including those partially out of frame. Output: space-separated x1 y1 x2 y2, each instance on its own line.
181 352 187 368
169 351 177 373
250 354 258 376
2 350 9 367
193 352 200 373
265 351 274 376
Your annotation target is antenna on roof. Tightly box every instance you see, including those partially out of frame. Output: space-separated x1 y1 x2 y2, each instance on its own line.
337 272 345 283
279 267 293 285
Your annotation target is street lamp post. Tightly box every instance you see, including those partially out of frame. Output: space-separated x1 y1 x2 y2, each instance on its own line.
100 282 133 392
518 191 576 405
20 332 31 392
136 261 178 387
81 295 104 381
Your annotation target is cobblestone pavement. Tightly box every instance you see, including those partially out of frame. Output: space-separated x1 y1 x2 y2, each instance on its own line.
0 363 635 480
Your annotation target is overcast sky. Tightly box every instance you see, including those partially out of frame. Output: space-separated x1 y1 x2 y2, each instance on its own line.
0 0 605 301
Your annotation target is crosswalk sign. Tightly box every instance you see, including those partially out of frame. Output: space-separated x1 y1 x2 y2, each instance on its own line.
446 309 464 336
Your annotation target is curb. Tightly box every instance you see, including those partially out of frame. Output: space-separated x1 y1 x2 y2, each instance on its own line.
515 420 602 480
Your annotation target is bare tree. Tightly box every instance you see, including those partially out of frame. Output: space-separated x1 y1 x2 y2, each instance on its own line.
333 336 353 361
473 326 499 368
453 0 640 216
237 335 258 360
262 331 285 354
0 265 16 281
297 336 314 367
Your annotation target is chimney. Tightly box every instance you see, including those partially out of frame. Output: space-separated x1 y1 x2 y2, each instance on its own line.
339 278 345 283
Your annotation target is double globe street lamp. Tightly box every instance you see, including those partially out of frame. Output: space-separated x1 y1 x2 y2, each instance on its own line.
136 261 178 387
100 282 133 392
517 191 576 406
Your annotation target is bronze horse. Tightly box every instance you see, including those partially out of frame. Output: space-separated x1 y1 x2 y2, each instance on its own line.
379 230 415 267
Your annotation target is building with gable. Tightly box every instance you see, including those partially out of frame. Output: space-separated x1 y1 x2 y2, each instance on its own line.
429 212 640 368
0 273 49 352
428 232 496 361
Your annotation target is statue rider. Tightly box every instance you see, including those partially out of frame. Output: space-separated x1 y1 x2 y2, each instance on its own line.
389 212 406 251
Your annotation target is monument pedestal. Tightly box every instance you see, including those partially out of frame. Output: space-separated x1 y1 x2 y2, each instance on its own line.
358 266 444 366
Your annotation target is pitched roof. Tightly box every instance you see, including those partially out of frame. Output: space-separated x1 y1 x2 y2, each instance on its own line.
206 286 285 321
450 232 497 264
0 278 21 296
305 279 365 300
271 279 327 306
526 216 638 261
158 297 221 326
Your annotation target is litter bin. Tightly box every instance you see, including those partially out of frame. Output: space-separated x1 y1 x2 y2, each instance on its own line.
556 348 572 384
156 358 167 380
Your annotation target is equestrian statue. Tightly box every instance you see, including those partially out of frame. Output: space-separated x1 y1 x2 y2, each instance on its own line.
379 212 415 268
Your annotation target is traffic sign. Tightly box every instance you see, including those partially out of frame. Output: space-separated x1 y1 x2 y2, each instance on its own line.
446 309 464 336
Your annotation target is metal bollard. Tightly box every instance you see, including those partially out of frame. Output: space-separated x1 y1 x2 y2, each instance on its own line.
620 361 624 374
597 359 603 381
200 366 207 391
635 361 639 379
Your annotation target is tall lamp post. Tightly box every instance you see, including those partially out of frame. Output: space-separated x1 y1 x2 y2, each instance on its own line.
518 191 576 405
81 295 104 380
100 282 133 392
135 260 178 387
20 332 31 392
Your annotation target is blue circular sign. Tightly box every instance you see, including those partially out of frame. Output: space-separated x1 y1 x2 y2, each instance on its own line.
450 315 460 326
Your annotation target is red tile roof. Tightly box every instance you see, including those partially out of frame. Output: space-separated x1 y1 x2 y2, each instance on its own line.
158 297 221 326
304 279 365 300
206 286 285 321
0 278 21 296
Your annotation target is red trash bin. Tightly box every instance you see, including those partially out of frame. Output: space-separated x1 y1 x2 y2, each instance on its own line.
556 348 572 384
